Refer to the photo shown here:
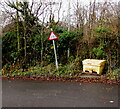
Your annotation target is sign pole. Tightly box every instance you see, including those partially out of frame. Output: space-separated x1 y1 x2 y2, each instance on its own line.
52 40 58 70
48 28 59 70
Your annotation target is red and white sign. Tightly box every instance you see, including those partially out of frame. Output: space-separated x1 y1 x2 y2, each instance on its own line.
48 31 58 40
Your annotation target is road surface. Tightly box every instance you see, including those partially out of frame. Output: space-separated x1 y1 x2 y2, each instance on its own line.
2 80 119 107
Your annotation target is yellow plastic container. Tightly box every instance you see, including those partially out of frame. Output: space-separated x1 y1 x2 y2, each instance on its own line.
82 59 106 75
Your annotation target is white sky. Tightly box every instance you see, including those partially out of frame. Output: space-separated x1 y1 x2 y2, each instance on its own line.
46 0 119 22
0 0 119 26
1 0 119 5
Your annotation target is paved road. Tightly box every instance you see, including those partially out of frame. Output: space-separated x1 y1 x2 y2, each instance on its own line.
2 80 119 107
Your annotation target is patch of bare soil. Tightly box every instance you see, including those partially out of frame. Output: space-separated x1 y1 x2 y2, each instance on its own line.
2 75 120 85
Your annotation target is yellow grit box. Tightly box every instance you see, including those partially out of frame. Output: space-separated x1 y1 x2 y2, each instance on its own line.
82 59 106 75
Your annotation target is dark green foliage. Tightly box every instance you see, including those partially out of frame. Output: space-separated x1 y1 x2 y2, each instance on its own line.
2 31 18 65
96 25 111 33
2 1 120 77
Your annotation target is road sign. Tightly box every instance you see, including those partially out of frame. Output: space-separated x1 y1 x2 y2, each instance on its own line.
48 30 59 70
48 31 58 40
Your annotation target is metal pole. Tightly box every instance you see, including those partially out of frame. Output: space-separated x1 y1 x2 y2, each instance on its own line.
53 40 58 70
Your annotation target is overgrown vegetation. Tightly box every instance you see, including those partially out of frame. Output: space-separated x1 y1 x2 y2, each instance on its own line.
1 0 120 79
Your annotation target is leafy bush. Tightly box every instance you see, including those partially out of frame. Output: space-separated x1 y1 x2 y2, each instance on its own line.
92 48 104 58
